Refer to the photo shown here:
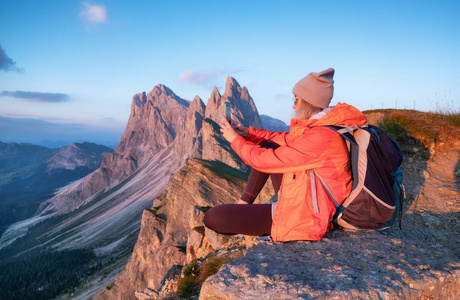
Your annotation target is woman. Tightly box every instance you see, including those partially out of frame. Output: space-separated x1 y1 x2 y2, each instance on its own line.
203 68 367 242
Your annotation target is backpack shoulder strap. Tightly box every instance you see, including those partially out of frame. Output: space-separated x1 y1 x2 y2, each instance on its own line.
312 124 366 210
324 125 365 146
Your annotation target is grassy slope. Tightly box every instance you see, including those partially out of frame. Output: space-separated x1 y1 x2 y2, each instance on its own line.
364 109 460 151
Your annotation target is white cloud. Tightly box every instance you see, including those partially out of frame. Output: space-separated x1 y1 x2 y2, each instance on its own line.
1 90 70 103
79 2 107 29
276 93 290 99
179 69 219 84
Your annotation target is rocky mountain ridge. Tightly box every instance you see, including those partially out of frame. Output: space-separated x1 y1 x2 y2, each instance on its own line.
90 77 264 299
46 142 112 172
96 158 275 300
260 114 289 132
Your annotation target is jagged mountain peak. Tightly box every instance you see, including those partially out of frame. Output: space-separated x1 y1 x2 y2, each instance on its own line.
192 95 203 104
210 86 221 102
211 85 221 95
152 83 174 97
225 76 240 90
134 84 190 109
205 78 251 119
133 92 147 107
224 76 249 100
190 96 206 115
149 84 190 108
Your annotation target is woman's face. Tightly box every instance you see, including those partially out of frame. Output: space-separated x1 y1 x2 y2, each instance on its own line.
293 95 302 112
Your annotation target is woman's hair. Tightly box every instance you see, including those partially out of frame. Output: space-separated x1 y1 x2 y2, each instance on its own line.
295 98 323 119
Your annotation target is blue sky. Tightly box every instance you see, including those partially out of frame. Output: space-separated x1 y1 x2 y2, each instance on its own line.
0 0 459 148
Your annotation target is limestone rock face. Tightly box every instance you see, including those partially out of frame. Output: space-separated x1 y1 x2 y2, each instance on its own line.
204 77 262 128
97 209 185 300
202 77 263 169
172 96 206 162
37 84 191 216
95 158 275 299
116 85 189 167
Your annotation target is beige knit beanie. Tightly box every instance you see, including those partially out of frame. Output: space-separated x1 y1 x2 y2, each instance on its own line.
292 68 335 108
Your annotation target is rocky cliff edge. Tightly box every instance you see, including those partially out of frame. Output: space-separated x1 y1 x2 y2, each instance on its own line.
133 112 459 300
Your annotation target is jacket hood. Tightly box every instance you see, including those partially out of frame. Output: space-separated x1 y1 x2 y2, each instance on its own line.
290 102 367 129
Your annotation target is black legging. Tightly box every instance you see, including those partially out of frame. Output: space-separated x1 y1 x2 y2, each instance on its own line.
203 141 282 236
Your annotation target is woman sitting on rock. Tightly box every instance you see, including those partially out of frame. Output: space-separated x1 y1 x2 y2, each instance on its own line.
203 68 367 242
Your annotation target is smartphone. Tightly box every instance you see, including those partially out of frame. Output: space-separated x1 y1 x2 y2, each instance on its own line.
225 102 231 122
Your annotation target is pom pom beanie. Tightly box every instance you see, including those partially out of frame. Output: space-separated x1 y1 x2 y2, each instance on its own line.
292 68 335 108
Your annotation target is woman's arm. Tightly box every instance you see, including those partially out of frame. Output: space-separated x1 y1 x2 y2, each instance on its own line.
220 117 289 146
231 127 340 173
246 126 289 146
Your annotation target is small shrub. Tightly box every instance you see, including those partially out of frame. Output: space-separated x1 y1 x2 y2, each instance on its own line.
197 256 235 284
379 122 408 142
176 251 244 299
106 282 116 290
197 206 212 213
193 226 205 235
177 260 199 298
182 260 198 277
176 275 198 298
146 206 167 221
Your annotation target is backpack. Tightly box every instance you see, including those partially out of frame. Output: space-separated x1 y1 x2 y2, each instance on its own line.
315 124 405 230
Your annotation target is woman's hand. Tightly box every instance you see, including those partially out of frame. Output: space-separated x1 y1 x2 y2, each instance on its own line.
232 122 248 138
220 117 240 143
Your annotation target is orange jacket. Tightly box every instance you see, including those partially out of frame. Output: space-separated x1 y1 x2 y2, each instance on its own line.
231 103 367 241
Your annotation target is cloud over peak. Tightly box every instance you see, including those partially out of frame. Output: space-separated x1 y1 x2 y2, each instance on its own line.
179 69 225 84
0 44 22 72
0 91 71 103
79 2 107 29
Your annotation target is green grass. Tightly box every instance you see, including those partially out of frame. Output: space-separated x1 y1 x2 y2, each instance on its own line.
176 251 244 299
177 260 200 298
364 109 460 149
200 159 249 182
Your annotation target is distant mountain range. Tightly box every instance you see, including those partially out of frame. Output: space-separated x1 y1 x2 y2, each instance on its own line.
260 114 289 132
0 141 113 236
0 116 122 149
